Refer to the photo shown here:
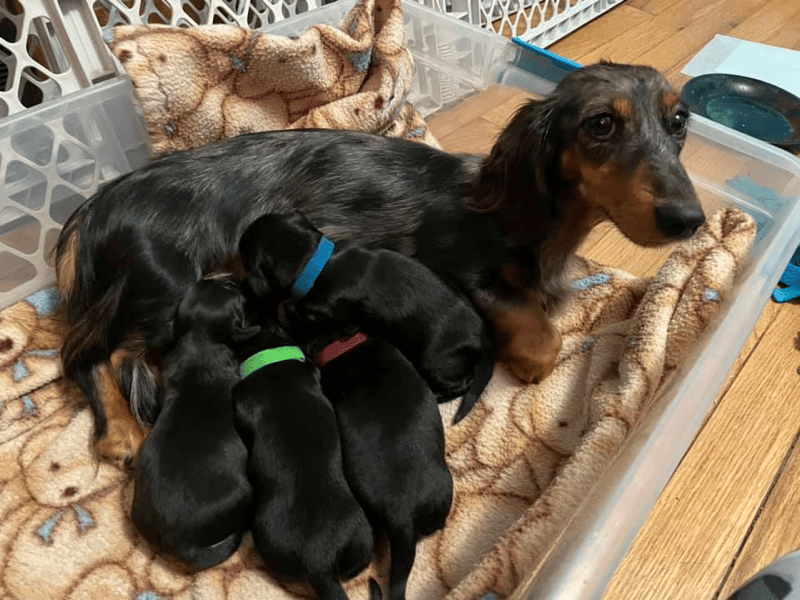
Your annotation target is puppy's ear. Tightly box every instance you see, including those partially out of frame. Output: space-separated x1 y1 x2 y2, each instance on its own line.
243 267 271 300
230 294 261 341
288 210 319 233
232 323 261 342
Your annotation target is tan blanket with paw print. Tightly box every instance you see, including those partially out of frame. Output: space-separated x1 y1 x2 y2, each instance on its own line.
105 0 440 156
0 207 754 599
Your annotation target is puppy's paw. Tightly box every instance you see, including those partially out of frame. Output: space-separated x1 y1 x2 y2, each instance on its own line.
93 418 145 469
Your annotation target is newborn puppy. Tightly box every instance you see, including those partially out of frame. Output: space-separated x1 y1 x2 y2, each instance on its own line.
320 336 453 600
239 212 494 424
232 315 374 600
131 278 256 570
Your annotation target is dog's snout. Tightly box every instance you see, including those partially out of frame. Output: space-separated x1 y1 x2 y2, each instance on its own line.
655 204 706 239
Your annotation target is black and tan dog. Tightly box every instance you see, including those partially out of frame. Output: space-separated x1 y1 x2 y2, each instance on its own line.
319 335 453 600
131 278 256 570
54 62 704 466
238 211 494 425
232 316 374 600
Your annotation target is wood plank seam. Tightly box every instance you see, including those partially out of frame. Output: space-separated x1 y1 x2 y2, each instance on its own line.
712 426 800 600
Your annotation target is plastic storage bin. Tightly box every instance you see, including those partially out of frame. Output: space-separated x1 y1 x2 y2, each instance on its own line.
3 2 800 597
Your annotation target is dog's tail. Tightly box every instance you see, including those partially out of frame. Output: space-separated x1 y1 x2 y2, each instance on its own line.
54 199 89 323
56 200 119 439
452 339 495 424
387 523 417 600
308 574 350 600
60 273 127 440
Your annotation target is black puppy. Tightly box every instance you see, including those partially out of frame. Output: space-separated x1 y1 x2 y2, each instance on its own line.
232 315 374 600
320 336 453 600
239 212 494 424
131 278 256 570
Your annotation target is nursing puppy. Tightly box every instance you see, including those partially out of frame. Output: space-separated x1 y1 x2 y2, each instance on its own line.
131 278 255 570
320 336 453 600
240 212 494 424
232 314 374 600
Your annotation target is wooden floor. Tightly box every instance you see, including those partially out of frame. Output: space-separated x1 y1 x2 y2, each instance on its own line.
427 1 800 598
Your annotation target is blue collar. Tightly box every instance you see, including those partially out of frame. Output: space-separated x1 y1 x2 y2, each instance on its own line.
291 236 334 297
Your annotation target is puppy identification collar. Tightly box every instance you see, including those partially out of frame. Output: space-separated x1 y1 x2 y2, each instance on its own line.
240 346 305 379
291 236 334 298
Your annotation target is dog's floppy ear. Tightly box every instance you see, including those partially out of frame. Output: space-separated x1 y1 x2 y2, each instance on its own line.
242 265 272 300
469 96 561 238
230 293 261 341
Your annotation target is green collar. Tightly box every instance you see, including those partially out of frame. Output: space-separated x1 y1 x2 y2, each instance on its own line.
240 346 305 379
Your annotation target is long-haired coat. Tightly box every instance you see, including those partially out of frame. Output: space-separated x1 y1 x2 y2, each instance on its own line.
55 62 705 465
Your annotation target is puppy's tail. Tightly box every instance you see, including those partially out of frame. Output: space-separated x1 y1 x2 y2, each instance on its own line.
368 578 383 600
177 531 244 571
308 574 350 600
387 523 416 600
452 340 494 424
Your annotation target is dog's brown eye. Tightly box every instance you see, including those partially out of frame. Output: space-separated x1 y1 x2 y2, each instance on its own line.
669 111 688 134
587 113 615 138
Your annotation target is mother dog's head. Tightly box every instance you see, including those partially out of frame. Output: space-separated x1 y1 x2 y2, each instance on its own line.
474 61 704 247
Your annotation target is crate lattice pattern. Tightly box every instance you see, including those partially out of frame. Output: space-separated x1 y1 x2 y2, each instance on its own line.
0 0 624 117
0 0 86 117
0 96 128 295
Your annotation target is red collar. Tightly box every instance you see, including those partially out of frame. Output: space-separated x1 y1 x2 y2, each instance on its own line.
316 332 369 366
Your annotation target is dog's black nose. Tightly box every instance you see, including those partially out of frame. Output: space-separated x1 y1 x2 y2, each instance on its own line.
656 204 706 239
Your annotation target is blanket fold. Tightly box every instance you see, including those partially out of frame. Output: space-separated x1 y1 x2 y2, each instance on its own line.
106 0 440 156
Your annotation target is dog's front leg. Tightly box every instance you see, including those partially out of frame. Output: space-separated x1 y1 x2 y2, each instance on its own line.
481 291 562 384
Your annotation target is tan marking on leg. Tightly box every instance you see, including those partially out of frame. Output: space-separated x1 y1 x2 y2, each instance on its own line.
92 360 144 469
491 292 562 384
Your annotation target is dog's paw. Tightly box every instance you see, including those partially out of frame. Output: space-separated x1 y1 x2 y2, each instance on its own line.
500 327 562 385
93 419 145 469
501 355 555 384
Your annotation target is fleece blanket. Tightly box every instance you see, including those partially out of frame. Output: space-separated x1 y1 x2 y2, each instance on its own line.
105 0 440 156
0 207 754 600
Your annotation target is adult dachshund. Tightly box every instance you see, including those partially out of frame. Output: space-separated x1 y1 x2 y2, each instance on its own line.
55 62 704 466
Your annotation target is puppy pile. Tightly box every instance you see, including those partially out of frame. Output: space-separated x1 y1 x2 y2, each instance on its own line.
131 212 495 600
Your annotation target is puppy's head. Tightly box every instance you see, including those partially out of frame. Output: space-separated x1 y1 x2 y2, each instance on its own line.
238 211 323 299
479 62 704 246
175 278 260 344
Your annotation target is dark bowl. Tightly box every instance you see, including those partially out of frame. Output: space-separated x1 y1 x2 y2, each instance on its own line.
682 73 800 149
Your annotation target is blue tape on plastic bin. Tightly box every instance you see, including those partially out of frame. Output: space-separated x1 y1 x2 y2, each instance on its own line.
510 38 582 84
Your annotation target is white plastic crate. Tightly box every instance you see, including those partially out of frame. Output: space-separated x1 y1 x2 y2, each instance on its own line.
0 77 150 308
0 0 620 121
